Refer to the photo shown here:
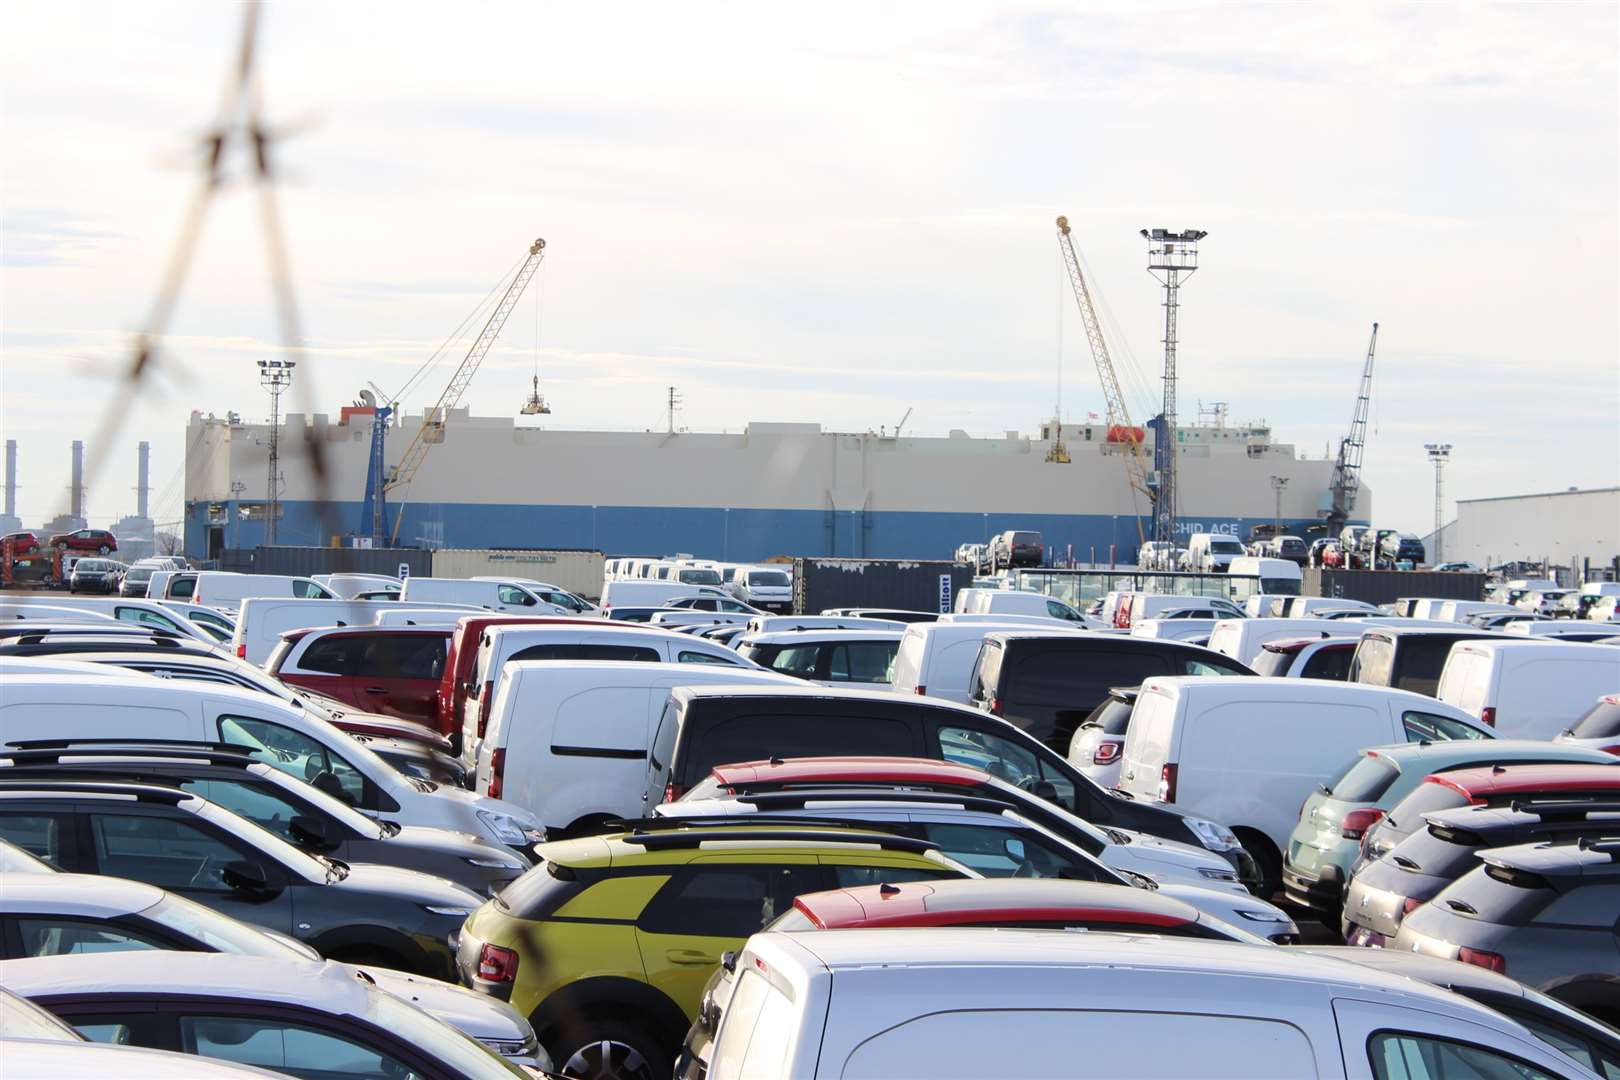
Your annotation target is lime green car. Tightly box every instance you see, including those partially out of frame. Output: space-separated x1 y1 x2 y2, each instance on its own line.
455 822 971 1080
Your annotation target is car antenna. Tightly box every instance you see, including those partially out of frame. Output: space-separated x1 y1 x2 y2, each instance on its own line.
878 882 902 896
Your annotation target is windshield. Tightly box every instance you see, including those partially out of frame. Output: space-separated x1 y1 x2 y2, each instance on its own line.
1260 577 1301 596
366 988 528 1077
1210 539 1244 554
125 567 155 583
1570 699 1620 739
747 571 790 588
1250 647 1296 677
142 893 306 958
679 570 723 585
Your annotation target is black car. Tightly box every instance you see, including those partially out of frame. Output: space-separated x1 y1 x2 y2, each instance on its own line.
1348 627 1507 697
965 632 1254 751
68 559 125 594
652 685 1261 889
0 744 526 895
0 779 482 978
989 530 1044 572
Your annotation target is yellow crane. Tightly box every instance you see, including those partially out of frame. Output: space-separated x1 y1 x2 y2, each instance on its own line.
1055 216 1153 532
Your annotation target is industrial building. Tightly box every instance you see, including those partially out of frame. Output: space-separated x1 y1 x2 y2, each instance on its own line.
1444 487 1620 571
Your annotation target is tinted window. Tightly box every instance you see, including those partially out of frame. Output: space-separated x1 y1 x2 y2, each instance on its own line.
88 812 246 891
218 716 367 807
1368 1032 1556 1080
1391 636 1468 696
1384 782 1471 834
1326 755 1399 802
687 711 919 781
677 649 742 666
1082 695 1135 736
168 577 196 598
1571 699 1620 739
638 866 823 937
938 725 1075 810
1006 646 1167 706
829 865 959 888
1300 645 1353 681
298 636 363 675
919 823 1092 879
15 917 170 957
179 778 311 843
355 635 446 680
0 814 67 864
511 643 661 663
826 641 898 683
757 644 820 678
180 1015 418 1079
1402 711 1489 743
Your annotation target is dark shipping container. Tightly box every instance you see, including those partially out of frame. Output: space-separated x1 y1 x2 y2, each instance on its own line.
793 558 973 615
1306 568 1487 607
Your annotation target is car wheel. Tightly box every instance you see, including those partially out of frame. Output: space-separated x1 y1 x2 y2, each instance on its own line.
1234 828 1283 901
554 1018 669 1080
97 545 110 555
55 543 67 553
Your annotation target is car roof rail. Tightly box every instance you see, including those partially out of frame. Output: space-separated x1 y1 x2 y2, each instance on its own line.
727 788 1019 814
620 826 939 854
1509 799 1620 817
609 813 910 834
0 743 256 767
0 778 188 803
1575 836 1620 858
0 625 182 640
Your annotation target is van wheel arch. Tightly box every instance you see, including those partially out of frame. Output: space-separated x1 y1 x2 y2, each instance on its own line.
1230 826 1283 900
312 928 433 977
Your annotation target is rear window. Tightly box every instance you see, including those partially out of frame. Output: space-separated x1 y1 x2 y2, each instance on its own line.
511 643 661 664
682 710 920 785
1326 754 1399 802
966 641 1003 706
1388 635 1466 696
1435 862 1555 925
1251 647 1297 678
1384 780 1472 835
1351 635 1396 687
1570 698 1620 739
1396 822 1491 880
1083 694 1135 736
1010 532 1040 545
497 859 593 919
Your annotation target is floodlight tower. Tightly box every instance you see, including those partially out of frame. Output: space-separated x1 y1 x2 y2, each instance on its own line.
1425 443 1452 562
1140 227 1207 546
258 359 295 544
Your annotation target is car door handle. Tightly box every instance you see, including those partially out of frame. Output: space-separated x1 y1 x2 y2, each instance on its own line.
362 686 388 695
665 948 719 966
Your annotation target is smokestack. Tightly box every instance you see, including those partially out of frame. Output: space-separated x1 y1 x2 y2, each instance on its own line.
4 440 15 517
137 441 150 519
70 440 84 520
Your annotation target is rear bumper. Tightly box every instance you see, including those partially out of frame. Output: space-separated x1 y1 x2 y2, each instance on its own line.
1282 859 1345 914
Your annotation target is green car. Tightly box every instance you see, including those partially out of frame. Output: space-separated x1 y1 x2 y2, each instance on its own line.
1282 740 1614 919
455 821 971 1080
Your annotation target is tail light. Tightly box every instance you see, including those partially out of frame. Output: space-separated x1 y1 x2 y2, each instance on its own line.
1092 739 1122 766
914 685 927 696
477 943 519 983
662 781 684 803
988 697 1003 716
1339 808 1386 840
477 681 493 737
487 748 506 799
1602 745 1620 756
1457 946 1506 975
1157 763 1178 803
1480 707 1496 728
236 643 247 659
1400 896 1423 918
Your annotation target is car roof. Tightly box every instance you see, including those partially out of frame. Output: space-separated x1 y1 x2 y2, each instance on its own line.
1295 945 1529 996
1140 675 1444 704
0 673 282 711
710 756 989 789
1260 635 1358 654
1425 762 1620 798
537 823 957 870
791 878 1201 930
739 630 904 645
1480 836 1620 876
0 871 163 914
671 684 983 715
0 952 374 1011
280 625 451 642
1359 740 1616 769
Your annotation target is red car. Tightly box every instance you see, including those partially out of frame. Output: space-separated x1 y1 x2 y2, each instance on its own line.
438 613 618 743
1 531 41 556
268 626 451 727
48 528 117 555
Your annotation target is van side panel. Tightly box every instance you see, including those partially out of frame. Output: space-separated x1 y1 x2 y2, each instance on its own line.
1494 655 1620 739
0 701 198 741
517 683 654 830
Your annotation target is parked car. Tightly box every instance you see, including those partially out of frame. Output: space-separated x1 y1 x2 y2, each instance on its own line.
967 630 1254 751
705 928 1583 1080
456 822 973 1077
116 560 167 598
1207 616 1365 666
1116 677 1494 895
1 529 43 556
988 530 1043 571
1120 593 1247 628
191 572 338 613
1556 694 1620 755
1 595 221 642
727 566 793 612
1282 740 1614 919
1395 837 1620 1024
2 951 531 1078
0 675 544 855
663 594 761 615
1356 762 1620 869
474 660 794 836
1270 535 1309 565
1433 561 1485 573
436 614 612 746
1066 686 1136 789
1136 541 1175 570
1343 797 1620 949
733 629 903 685
1436 639 1620 738
600 580 733 612
1502 621 1620 641
1348 625 1509 698
646 687 1259 880
0 1039 291 1080
230 596 473 665
965 589 1093 623
48 528 117 555
0 872 546 1066
1248 635 1359 679
0 779 481 977
818 608 940 623
0 743 529 895
267 626 450 725
1182 532 1246 573
68 558 124 595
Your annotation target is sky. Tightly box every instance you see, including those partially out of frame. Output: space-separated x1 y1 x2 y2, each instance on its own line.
2 1 1616 536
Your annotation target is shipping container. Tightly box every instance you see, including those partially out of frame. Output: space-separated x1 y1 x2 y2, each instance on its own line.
223 546 432 578
428 548 605 600
792 558 973 615
1305 568 1487 607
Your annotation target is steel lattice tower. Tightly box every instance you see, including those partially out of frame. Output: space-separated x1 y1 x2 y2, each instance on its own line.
1425 443 1452 562
1141 228 1207 545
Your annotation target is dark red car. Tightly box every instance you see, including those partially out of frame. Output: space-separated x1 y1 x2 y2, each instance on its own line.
438 614 618 743
268 626 450 727
48 528 117 555
1 531 41 556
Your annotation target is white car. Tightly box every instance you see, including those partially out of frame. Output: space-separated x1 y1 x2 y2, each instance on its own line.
708 929 1585 1079
1436 639 1620 738
0 1039 290 1080
890 618 1085 704
733 629 905 685
0 675 542 854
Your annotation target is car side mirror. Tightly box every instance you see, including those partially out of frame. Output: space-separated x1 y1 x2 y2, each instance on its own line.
289 815 336 852
720 950 738 973
1031 780 1059 803
309 770 351 804
221 859 275 897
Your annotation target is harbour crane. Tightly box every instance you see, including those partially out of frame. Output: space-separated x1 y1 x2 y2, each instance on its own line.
372 237 547 545
1324 322 1379 538
1055 216 1152 536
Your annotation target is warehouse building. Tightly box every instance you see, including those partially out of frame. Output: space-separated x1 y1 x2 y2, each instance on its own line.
1445 487 1619 571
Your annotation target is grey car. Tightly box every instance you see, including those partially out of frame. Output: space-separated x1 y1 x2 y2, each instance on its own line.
1395 836 1620 1026
1342 798 1620 946
0 779 482 979
0 743 528 894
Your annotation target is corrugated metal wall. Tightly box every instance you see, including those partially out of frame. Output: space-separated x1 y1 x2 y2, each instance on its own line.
1306 569 1487 606
430 549 604 600
225 546 434 577
793 558 973 614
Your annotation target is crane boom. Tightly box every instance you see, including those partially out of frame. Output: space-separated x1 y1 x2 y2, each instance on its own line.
1326 322 1378 532
1055 217 1152 504
384 237 546 541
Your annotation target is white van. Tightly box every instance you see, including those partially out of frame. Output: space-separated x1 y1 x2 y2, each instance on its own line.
192 572 337 613
1116 676 1492 884
742 615 904 636
0 675 543 853
1184 533 1246 573
1129 618 1219 645
460 623 761 767
1123 594 1246 627
711 929 1577 1080
890 620 1086 704
232 597 479 664
729 565 793 612
0 595 217 642
1436 640 1620 738
400 577 580 616
1206 617 1361 667
1437 600 1519 624
316 573 401 599
474 660 796 834
973 590 1094 625
1272 596 1380 619
0 603 117 625
1226 556 1302 599
599 580 731 612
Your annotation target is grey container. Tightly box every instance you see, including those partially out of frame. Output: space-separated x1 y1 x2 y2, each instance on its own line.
228 545 433 578
1305 569 1487 607
792 558 973 615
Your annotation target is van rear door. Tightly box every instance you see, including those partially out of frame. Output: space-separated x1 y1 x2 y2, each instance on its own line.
1118 683 1178 801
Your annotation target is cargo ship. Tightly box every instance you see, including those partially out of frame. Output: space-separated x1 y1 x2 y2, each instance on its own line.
183 406 1365 562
